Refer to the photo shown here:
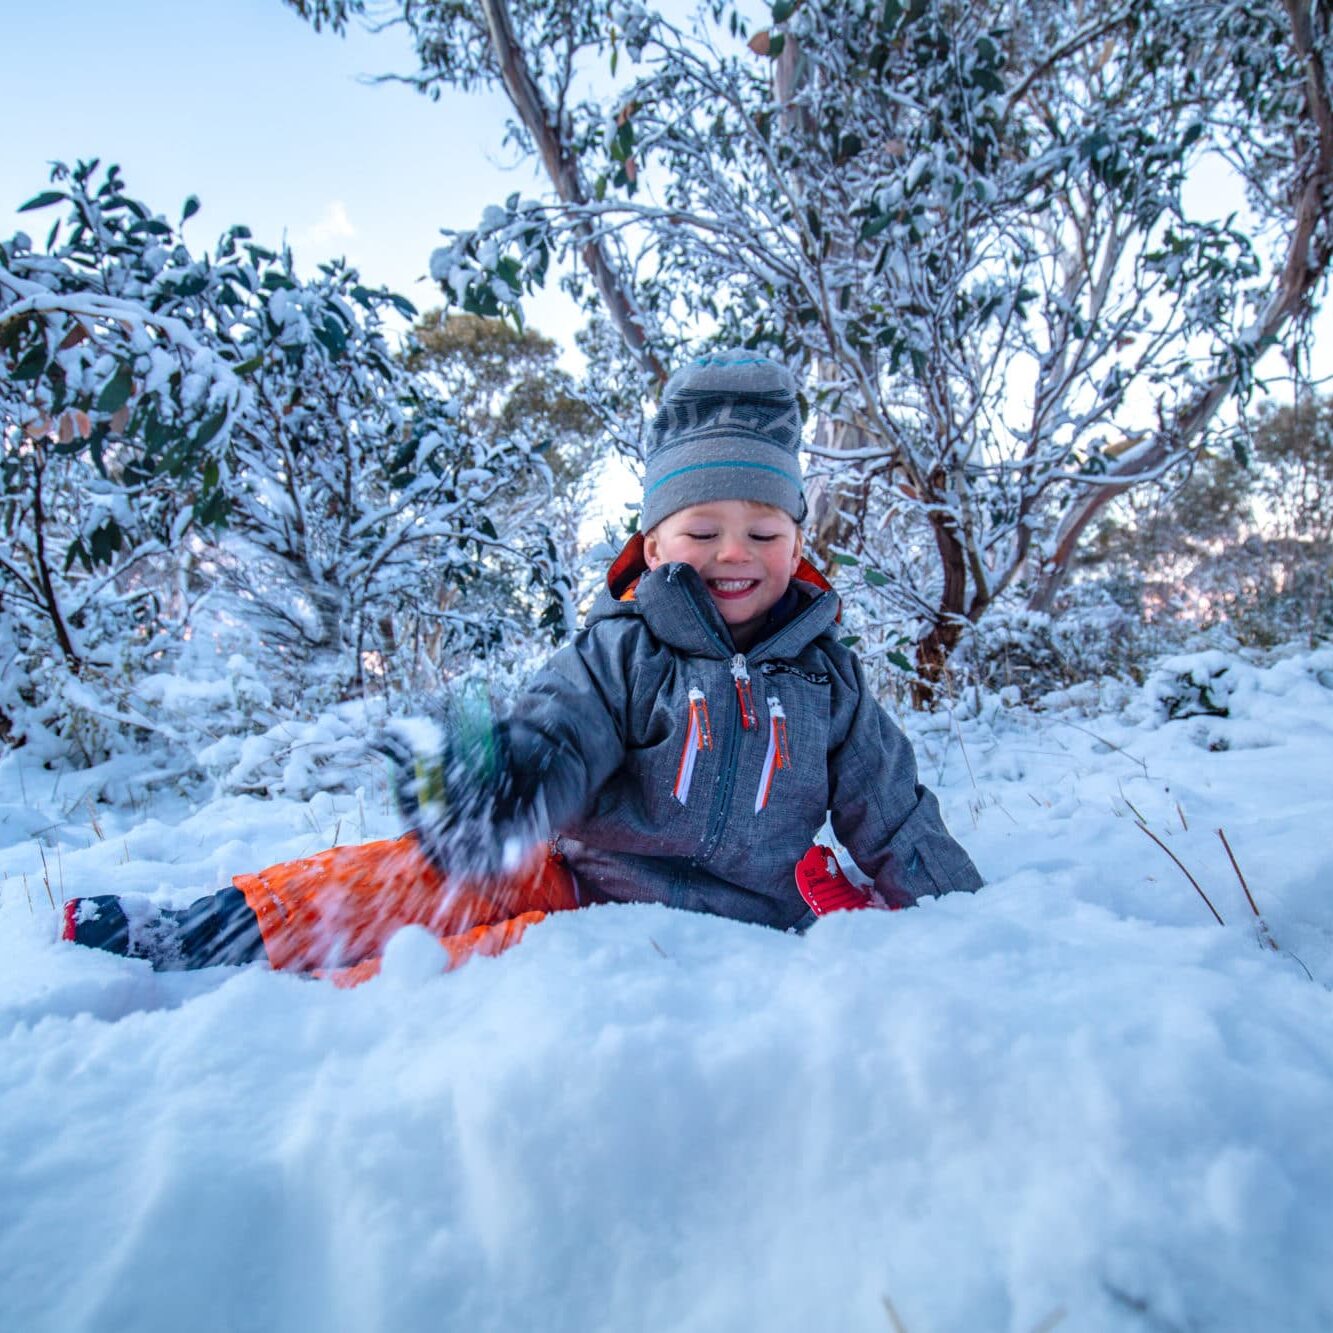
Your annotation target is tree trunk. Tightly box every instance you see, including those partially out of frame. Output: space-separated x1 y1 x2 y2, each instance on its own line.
478 0 668 388
1028 0 1333 611
911 506 969 707
30 450 82 672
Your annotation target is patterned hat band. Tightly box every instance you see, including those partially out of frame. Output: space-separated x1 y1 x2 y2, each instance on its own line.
641 351 806 531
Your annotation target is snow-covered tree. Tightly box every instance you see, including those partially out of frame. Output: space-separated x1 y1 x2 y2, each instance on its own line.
1 161 244 751
1 163 566 757
198 246 565 697
286 0 1333 694
404 312 602 636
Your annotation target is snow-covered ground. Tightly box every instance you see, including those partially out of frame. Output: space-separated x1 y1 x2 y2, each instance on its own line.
2 648 1332 1333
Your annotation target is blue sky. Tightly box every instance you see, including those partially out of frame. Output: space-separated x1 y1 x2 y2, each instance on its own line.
7 1 1328 388
3 0 582 347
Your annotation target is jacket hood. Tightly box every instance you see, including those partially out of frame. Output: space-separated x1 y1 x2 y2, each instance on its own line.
587 533 841 662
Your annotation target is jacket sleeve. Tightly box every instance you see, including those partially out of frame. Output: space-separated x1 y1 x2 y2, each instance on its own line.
496 619 636 836
827 654 983 907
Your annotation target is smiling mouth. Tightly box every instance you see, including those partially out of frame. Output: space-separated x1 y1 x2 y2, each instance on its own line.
707 578 760 599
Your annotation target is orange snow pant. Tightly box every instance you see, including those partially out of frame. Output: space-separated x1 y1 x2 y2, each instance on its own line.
231 836 579 988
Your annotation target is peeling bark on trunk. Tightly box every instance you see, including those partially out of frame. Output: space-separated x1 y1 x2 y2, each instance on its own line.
478 0 668 388
911 505 970 707
1028 0 1333 612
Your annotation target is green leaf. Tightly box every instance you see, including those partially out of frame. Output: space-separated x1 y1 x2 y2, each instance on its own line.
11 342 48 382
181 195 200 223
194 486 229 528
64 536 92 575
972 67 1004 96
18 190 65 213
95 365 134 413
859 210 892 241
864 567 890 588
838 634 862 648
771 0 799 21
89 517 124 567
887 650 916 674
193 404 230 451
315 315 348 357
172 271 209 298
831 552 859 566
767 31 785 57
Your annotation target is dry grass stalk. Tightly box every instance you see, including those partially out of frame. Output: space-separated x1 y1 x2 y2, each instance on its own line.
1176 801 1188 831
1116 781 1148 826
881 1293 910 1333
1216 828 1280 952
1135 822 1226 926
36 843 56 911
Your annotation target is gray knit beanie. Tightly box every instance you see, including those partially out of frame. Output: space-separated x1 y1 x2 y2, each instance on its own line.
641 349 806 532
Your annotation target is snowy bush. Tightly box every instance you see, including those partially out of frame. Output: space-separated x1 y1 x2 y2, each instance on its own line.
295 0 1333 685
959 588 1153 702
1147 650 1241 722
2 162 576 766
199 700 382 801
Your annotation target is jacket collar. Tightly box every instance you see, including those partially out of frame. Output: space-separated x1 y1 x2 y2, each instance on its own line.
593 533 841 661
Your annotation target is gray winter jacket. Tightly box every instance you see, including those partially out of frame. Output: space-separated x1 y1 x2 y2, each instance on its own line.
502 539 983 931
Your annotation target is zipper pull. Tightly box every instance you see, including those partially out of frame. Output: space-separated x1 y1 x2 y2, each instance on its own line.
755 694 791 814
673 686 713 805
730 654 757 730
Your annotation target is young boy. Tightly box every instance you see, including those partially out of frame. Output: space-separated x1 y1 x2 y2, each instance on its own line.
62 350 981 981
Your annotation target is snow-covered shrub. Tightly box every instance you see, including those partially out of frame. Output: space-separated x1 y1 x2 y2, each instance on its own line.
1146 650 1239 722
961 588 1154 702
199 700 383 800
307 0 1333 688
2 163 576 768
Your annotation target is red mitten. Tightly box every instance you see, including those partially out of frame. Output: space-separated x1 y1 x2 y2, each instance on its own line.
795 845 894 915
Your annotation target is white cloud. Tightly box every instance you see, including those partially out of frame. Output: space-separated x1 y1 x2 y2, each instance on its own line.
292 200 357 253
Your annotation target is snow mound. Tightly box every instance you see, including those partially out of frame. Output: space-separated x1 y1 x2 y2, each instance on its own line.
2 647 1333 1332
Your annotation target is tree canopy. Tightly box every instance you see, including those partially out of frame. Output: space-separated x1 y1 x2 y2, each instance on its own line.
287 0 1333 688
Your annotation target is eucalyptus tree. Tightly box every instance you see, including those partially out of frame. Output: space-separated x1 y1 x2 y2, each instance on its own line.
1 160 242 689
1 163 560 754
287 0 1333 689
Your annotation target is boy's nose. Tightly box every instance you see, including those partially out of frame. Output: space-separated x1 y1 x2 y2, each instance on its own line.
716 534 750 562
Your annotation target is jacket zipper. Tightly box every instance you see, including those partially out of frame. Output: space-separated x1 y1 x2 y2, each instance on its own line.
678 582 826 857
731 654 757 729
754 692 790 813
672 686 713 805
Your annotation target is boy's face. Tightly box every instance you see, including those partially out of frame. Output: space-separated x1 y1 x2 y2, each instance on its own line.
643 501 803 647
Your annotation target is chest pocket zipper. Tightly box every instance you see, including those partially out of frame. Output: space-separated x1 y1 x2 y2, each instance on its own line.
755 693 791 813
673 687 713 805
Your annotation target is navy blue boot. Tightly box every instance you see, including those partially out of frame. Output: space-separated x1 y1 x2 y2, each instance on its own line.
62 889 267 970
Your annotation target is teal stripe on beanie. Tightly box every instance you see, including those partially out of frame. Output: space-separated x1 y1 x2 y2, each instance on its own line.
641 348 806 531
645 459 798 495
